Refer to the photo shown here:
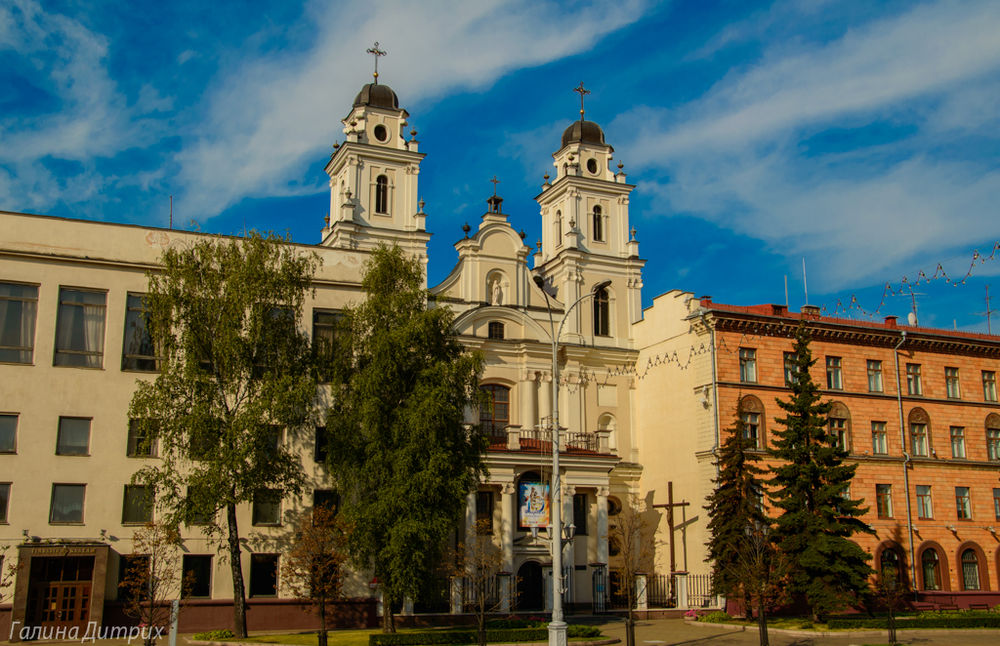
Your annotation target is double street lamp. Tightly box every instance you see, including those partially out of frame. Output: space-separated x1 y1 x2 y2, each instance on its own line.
532 275 612 646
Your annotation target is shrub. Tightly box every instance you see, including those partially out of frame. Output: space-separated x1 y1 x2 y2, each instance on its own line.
485 619 544 629
698 611 731 624
192 629 236 641
827 615 1000 629
567 625 602 638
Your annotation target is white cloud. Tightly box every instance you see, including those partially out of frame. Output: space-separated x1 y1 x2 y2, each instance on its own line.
617 0 1000 291
175 0 651 218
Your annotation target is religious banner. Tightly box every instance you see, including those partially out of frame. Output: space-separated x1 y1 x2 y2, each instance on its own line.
519 482 550 528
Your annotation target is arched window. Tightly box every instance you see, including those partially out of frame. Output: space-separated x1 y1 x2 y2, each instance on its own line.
961 549 981 590
739 396 765 450
880 546 903 585
828 402 851 453
593 286 609 337
592 205 603 242
479 384 510 436
908 407 931 457
375 175 389 214
921 549 942 591
555 211 563 247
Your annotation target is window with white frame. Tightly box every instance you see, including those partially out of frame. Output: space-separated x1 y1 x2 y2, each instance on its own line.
906 363 922 395
876 484 893 518
916 485 933 519
983 371 997 402
987 428 1000 462
739 348 757 383
783 352 797 386
910 422 928 457
867 359 883 392
871 421 888 455
950 426 966 459
826 356 843 390
945 367 961 399
955 486 972 520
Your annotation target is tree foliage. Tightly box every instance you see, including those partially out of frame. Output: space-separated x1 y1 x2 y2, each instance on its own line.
323 245 486 632
769 323 873 619
455 519 506 646
608 494 653 646
705 404 768 616
129 232 320 637
281 507 350 646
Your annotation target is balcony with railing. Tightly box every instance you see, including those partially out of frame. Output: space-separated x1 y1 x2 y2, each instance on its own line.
484 425 614 456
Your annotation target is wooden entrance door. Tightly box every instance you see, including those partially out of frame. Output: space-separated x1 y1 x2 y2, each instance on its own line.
26 557 94 631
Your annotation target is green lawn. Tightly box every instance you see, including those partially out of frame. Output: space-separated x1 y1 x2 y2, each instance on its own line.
236 627 603 646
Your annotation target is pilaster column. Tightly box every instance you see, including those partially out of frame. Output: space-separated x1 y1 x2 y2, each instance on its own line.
520 371 537 431
596 487 609 566
465 490 477 558
501 482 516 573
538 373 552 429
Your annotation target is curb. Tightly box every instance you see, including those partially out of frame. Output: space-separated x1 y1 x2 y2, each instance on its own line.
686 619 1000 639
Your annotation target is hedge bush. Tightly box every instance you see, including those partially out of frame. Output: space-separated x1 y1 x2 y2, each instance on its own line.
827 615 1000 629
369 628 548 646
193 629 236 641
567 625 601 638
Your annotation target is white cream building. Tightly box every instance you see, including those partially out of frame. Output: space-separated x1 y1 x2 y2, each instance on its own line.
0 79 653 634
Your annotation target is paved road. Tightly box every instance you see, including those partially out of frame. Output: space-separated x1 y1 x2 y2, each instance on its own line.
590 616 1000 645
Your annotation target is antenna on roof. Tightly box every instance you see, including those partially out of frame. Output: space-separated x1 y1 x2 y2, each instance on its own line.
784 275 789 309
908 285 920 326
975 284 993 334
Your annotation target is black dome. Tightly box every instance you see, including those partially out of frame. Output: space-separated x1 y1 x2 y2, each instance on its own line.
561 120 605 147
353 83 399 109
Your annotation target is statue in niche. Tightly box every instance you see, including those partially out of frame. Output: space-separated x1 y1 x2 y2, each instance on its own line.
491 278 503 305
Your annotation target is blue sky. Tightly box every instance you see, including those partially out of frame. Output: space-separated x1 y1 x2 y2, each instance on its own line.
3 0 999 332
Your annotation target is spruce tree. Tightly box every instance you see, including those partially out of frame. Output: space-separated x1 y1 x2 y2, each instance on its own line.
769 323 873 620
706 404 767 619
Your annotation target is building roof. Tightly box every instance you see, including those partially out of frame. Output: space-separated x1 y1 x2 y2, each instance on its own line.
353 82 399 110
561 119 605 148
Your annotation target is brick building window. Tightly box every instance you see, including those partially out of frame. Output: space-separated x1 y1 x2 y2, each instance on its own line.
739 348 757 383
871 422 888 455
876 484 893 518
955 486 972 520
945 367 961 399
867 359 883 392
741 411 761 449
984 371 998 402
987 428 1000 462
961 549 981 590
921 549 942 591
950 426 966 459
826 356 843 390
910 423 928 457
916 485 933 519
993 488 1000 520
906 363 922 395
783 352 797 386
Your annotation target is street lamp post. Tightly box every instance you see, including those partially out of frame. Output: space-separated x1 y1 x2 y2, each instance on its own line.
533 275 612 646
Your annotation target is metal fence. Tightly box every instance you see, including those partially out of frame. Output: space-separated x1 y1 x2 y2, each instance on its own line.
647 573 676 608
687 573 715 608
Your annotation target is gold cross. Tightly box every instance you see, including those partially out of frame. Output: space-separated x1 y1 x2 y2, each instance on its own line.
573 82 590 121
490 175 500 196
366 42 387 82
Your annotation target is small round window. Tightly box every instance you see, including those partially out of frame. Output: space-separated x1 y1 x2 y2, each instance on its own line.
586 158 598 174
373 124 389 142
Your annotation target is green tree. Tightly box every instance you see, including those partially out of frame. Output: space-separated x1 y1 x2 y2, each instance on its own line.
129 232 320 637
705 404 768 619
323 245 486 632
769 323 873 620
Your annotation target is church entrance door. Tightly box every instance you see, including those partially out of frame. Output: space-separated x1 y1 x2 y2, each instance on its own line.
516 561 543 611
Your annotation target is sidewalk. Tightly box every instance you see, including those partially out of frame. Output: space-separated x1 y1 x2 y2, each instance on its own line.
590 615 1000 645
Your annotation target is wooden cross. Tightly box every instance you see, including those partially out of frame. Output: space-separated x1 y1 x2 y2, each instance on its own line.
653 481 690 574
366 42 387 82
573 82 590 120
490 175 500 196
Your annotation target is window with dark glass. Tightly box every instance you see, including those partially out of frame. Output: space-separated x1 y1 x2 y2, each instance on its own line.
476 491 494 535
117 554 150 602
313 489 340 515
57 417 91 456
182 554 212 598
916 485 933 519
374 175 389 214
0 483 9 523
252 490 281 526
961 549 980 590
249 554 278 597
573 493 588 536
0 282 38 363
921 549 941 591
826 357 843 390
829 417 849 452
983 371 998 402
955 486 972 519
54 288 106 368
0 414 16 453
487 321 505 340
122 294 157 371
593 287 609 336
993 488 1000 520
876 484 893 518
867 359 883 392
906 363 922 395
122 485 153 524
783 352 797 386
947 426 965 459
741 411 761 449
945 367 961 399
479 385 509 436
871 422 888 455
880 548 901 583
314 426 328 463
127 418 158 457
312 309 341 379
50 484 85 523
739 348 757 383
592 206 604 242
